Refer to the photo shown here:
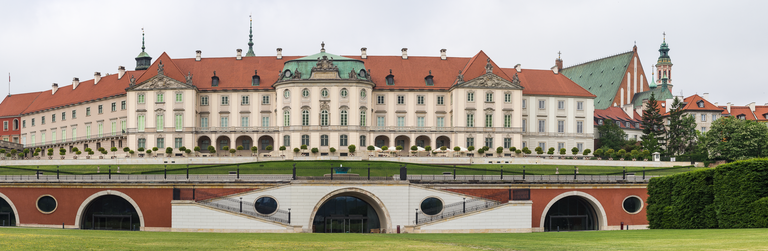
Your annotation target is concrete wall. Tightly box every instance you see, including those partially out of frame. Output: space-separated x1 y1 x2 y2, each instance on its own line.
171 201 294 233
414 201 532 233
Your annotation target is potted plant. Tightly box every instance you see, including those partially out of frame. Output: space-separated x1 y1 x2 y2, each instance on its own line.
207 146 216 156
166 147 173 157
547 147 555 158
496 146 504 157
293 147 300 156
559 148 566 157
410 145 418 156
347 145 355 156
229 148 236 156
301 144 308 154
194 146 201 156
330 147 336 156
251 146 258 156
453 146 461 157
425 146 431 156
583 149 592 158
367 145 375 156
311 147 319 155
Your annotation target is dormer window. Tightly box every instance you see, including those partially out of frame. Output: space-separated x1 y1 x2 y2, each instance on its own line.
764 114 768 119
625 122 630 128
358 69 367 79
425 71 434 86
251 70 260 86
598 119 603 125
697 100 704 108
211 71 219 87
385 69 394 85
737 115 746 120
661 103 666 108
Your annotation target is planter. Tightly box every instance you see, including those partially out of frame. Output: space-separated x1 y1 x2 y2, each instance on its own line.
73 156 78 159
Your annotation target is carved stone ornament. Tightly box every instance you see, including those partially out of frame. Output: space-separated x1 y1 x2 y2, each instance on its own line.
129 75 136 86
312 56 338 72
456 70 464 84
512 73 521 85
485 58 493 74
133 74 191 90
348 69 358 79
320 101 330 110
157 60 164 75
292 69 302 79
460 73 523 90
186 72 193 85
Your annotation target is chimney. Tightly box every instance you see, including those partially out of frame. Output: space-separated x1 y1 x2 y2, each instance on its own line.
702 92 709 101
714 102 718 106
94 72 101 85
72 77 80 90
52 83 58 95
236 49 242 60
727 102 732 114
117 66 126 79
440 49 447 60
666 98 674 114
555 58 563 71
748 102 756 112
550 66 559 74
401 48 408 59
514 64 522 73
361 47 367 59
276 48 283 59
195 50 202 61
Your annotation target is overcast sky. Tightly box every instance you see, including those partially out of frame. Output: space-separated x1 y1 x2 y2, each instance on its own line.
1 0 765 106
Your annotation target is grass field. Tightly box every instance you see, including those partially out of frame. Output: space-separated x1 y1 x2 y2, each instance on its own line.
0 160 704 177
0 227 766 250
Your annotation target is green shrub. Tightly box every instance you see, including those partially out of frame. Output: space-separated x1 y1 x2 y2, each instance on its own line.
293 148 300 153
713 159 768 228
750 197 768 228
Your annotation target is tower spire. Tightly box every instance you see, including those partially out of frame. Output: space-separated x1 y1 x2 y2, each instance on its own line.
135 28 152 71
141 27 146 52
246 15 255 57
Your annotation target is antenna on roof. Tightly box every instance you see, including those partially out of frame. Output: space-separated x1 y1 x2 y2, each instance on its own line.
7 73 10 97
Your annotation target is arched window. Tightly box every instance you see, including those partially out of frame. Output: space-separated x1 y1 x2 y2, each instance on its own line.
320 110 329 126
302 110 310 126
211 71 219 87
252 70 260 86
283 110 290 126
320 135 329 146
340 135 348 146
359 135 366 147
340 88 348 98
321 88 329 98
360 89 366 98
360 110 366 126
302 88 310 98
13 119 19 130
284 89 290 99
340 110 348 126
301 135 309 146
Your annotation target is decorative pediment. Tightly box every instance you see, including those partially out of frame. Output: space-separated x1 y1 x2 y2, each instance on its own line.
457 72 523 90
312 56 338 73
128 73 197 91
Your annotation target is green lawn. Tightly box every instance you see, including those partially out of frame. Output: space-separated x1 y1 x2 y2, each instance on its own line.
0 160 703 177
0 227 765 250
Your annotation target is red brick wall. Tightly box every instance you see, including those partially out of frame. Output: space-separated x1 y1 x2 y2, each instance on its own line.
0 116 20 142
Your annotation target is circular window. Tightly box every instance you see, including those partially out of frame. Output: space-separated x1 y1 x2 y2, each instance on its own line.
420 197 443 216
254 196 278 215
321 88 329 98
340 88 348 98
622 196 643 214
360 89 366 98
283 70 292 78
302 88 310 98
36 195 58 214
283 90 290 99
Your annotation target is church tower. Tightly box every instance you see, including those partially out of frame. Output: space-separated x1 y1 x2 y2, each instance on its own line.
245 15 256 57
135 28 152 70
655 32 672 86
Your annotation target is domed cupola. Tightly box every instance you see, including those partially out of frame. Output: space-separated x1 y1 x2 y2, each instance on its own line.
278 42 369 81
135 28 152 71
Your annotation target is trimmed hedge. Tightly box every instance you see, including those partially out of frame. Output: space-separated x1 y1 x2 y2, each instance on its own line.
647 158 768 229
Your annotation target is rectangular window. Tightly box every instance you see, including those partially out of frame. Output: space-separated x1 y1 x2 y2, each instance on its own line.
377 95 385 104
175 114 183 131
62 112 66 121
239 95 249 105
52 114 56 123
577 121 583 134
121 120 127 133
284 135 290 147
467 92 474 102
262 95 269 104
701 114 707 122
200 117 208 128
176 93 183 103
538 119 545 133
72 110 77 119
417 95 424 105
466 137 474 148
702 127 707 132
397 95 405 105
359 135 366 147
221 96 229 105
138 138 146 149
504 114 511 128
558 100 565 110
52 131 56 144
377 116 385 127
437 96 444 105
522 119 527 132
485 114 493 127
539 142 546 150
200 96 209 106
558 120 564 133
504 138 512 148
2 122 6 130
712 114 718 121
41 132 45 144
22 120 25 128
320 135 328 146
340 135 348 146
341 111 348 126
31 134 35 146
301 135 310 146
98 123 103 137
437 117 444 128
111 102 116 112
522 99 527 109
138 94 145 104
577 101 584 110
98 105 103 114
397 117 405 127
485 92 493 102
522 141 527 149
558 142 565 151
175 138 182 148
485 137 493 148
262 116 269 127
137 115 145 132
360 111 366 126
32 118 35 126
539 100 545 109
302 111 309 126
157 138 164 149
220 116 228 127
121 101 126 110
284 111 290 126
466 114 474 127
86 126 92 139
42 116 45 125
111 121 117 136
156 114 164 131
241 116 249 127
156 93 164 103
417 116 425 127
577 143 583 153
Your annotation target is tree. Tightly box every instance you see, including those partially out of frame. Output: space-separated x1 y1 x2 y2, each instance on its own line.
229 148 236 155
207 145 215 153
348 145 356 154
311 148 319 154
396 145 403 151
535 146 543 155
522 147 531 154
453 146 461 157
152 147 158 152
330 147 336 155
496 146 504 156
165 147 173 156
301 144 308 152
194 146 200 154
700 116 768 161
237 145 244 150
641 93 666 153
111 147 118 157
251 146 258 156
666 97 698 156
266 145 273 151
123 147 130 153
597 119 627 150
293 148 300 154
410 145 418 156
571 147 579 155
559 148 566 155
424 146 431 152
547 147 555 155
583 149 592 156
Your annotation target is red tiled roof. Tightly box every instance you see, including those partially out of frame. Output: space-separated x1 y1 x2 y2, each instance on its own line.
343 55 470 90
681 94 725 112
0 92 43 117
594 107 642 129
174 55 303 91
459 50 514 83
23 70 145 114
501 69 596 97
719 106 756 120
755 106 768 121
135 52 187 85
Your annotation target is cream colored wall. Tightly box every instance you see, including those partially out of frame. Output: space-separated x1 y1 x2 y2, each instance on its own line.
520 95 594 153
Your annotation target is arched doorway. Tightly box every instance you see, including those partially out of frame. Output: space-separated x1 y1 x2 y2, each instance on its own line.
543 196 598 231
0 193 17 226
235 135 253 150
197 136 212 152
394 135 410 155
257 135 274 152
436 136 451 149
374 135 389 148
415 135 430 148
309 188 390 233
79 195 141 231
216 136 231 151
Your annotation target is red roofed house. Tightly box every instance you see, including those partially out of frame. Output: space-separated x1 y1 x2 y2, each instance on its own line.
0 92 41 151
593 107 643 147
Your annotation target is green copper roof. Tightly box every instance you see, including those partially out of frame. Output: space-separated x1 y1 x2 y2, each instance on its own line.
279 49 367 81
246 17 255 57
561 51 633 109
631 82 674 107
296 51 357 61
657 35 672 65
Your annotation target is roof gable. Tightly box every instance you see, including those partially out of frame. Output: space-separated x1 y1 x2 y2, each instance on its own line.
681 94 724 112
561 51 633 109
135 52 187 85
0 92 43 117
459 51 514 83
